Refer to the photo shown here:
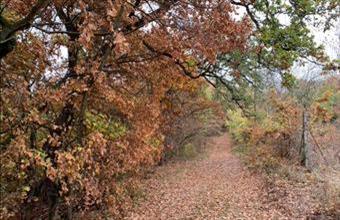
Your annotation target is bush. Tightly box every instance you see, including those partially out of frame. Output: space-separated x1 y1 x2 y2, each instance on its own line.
246 145 282 174
178 143 198 159
225 93 301 173
225 109 251 144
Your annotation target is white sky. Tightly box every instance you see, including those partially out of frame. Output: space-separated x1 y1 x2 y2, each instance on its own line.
293 18 340 79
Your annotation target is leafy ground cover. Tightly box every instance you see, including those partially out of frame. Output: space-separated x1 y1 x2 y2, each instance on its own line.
125 133 338 220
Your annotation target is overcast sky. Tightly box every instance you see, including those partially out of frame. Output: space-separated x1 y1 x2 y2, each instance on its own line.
292 18 340 79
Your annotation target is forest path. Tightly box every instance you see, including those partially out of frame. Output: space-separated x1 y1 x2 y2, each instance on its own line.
125 133 289 220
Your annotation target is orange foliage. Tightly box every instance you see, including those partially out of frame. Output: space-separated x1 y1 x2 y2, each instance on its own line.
0 0 251 218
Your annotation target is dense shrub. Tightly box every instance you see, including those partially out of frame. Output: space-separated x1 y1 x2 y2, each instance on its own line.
225 109 251 144
225 92 302 173
226 78 340 216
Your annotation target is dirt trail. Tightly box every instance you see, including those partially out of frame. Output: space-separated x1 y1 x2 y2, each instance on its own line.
125 134 302 220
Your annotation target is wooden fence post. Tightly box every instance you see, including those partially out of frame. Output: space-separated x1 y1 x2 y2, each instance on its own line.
301 110 312 170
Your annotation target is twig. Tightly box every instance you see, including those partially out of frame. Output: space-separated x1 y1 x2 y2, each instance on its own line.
308 127 329 166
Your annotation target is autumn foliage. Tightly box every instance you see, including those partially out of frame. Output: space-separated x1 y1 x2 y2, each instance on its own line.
224 76 340 216
0 0 252 218
1 0 339 218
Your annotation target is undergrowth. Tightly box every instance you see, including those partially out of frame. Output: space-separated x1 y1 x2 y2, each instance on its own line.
225 87 340 217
